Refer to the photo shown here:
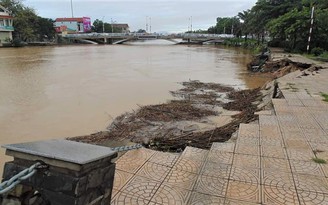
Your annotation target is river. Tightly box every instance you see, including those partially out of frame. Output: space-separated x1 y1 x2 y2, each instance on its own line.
0 42 270 171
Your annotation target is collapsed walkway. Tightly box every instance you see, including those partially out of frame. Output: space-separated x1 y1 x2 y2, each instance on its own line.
111 68 328 205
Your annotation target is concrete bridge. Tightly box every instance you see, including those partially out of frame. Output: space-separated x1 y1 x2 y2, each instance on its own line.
62 33 234 44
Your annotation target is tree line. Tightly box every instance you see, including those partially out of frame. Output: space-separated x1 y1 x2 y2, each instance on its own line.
207 0 328 53
0 0 55 43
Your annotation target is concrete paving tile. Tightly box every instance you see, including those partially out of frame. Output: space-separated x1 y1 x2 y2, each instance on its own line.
234 143 260 156
261 157 291 172
207 150 234 165
316 151 328 162
298 190 328 205
226 181 261 204
238 124 259 138
111 191 150 205
293 174 328 194
136 162 171 182
262 170 295 189
151 184 191 205
277 115 300 130
261 138 284 147
260 127 283 140
173 157 205 174
283 93 299 100
229 167 260 184
286 149 316 161
261 145 288 159
255 110 273 116
181 146 209 162
289 159 325 176
193 175 229 197
188 192 225 205
164 169 198 190
281 129 306 141
116 157 146 174
232 154 261 169
237 137 259 146
201 161 231 179
320 164 328 178
284 139 310 150
309 142 328 154
113 170 134 191
295 115 322 129
262 185 299 205
148 151 179 168
121 175 161 201
300 99 320 107
210 142 235 153
224 199 260 205
116 148 155 173
259 115 279 126
286 99 304 106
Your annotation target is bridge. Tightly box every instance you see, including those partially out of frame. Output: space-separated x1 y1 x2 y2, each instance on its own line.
62 33 234 44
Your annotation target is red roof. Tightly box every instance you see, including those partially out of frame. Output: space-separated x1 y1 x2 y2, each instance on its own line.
0 15 13 19
55 17 85 22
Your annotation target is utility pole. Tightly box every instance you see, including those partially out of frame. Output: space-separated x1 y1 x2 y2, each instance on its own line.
307 5 315 53
149 17 152 33
111 18 114 33
190 16 193 33
70 0 74 17
146 16 148 33
102 16 105 33
231 25 234 35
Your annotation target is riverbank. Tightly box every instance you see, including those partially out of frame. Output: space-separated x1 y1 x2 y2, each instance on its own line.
69 48 327 151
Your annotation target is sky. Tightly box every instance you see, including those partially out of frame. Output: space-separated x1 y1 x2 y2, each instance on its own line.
24 0 257 33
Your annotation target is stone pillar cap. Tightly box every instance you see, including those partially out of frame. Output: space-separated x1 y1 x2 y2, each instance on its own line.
2 139 117 166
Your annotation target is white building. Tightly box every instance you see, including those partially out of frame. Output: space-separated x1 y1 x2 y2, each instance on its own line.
0 5 14 44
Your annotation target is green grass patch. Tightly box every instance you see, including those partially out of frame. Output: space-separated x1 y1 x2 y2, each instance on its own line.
312 157 327 164
321 93 328 102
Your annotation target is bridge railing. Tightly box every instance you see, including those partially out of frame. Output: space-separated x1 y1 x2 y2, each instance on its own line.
63 33 235 39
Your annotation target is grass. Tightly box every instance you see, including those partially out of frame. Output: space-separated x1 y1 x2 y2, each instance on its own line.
304 52 328 62
321 93 328 102
312 157 327 164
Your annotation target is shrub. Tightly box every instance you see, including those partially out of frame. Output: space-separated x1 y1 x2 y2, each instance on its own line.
311 47 325 56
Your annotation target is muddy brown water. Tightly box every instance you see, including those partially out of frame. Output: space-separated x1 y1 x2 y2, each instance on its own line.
0 43 271 172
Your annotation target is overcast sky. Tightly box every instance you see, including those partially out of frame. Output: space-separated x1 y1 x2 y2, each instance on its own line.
24 0 257 33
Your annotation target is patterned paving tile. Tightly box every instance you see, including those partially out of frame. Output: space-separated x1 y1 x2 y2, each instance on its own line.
232 154 261 169
234 143 260 156
136 162 170 182
148 151 179 167
284 139 310 150
113 170 134 191
210 142 235 153
281 129 306 141
260 127 282 140
180 146 209 162
229 167 260 184
121 175 160 200
259 115 279 126
207 150 234 165
293 174 328 194
320 164 328 178
151 184 191 205
173 157 205 174
226 181 261 204
164 169 198 190
261 157 290 172
238 124 259 138
286 149 316 161
111 191 150 205
193 175 229 197
286 99 304 106
262 185 299 205
289 159 325 176
224 199 260 205
261 138 284 147
262 170 295 189
188 192 225 205
261 145 288 159
201 161 231 179
298 190 328 205
116 148 155 173
296 115 322 129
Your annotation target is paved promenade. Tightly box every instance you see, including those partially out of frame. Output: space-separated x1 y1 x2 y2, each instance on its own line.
111 68 328 204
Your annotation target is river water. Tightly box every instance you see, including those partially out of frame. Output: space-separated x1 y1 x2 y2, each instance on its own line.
0 42 270 171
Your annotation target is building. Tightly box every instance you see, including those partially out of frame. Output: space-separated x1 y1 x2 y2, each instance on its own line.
112 24 130 33
0 5 14 44
54 17 91 33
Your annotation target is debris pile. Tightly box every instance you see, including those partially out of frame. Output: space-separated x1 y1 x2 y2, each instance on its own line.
70 80 262 152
